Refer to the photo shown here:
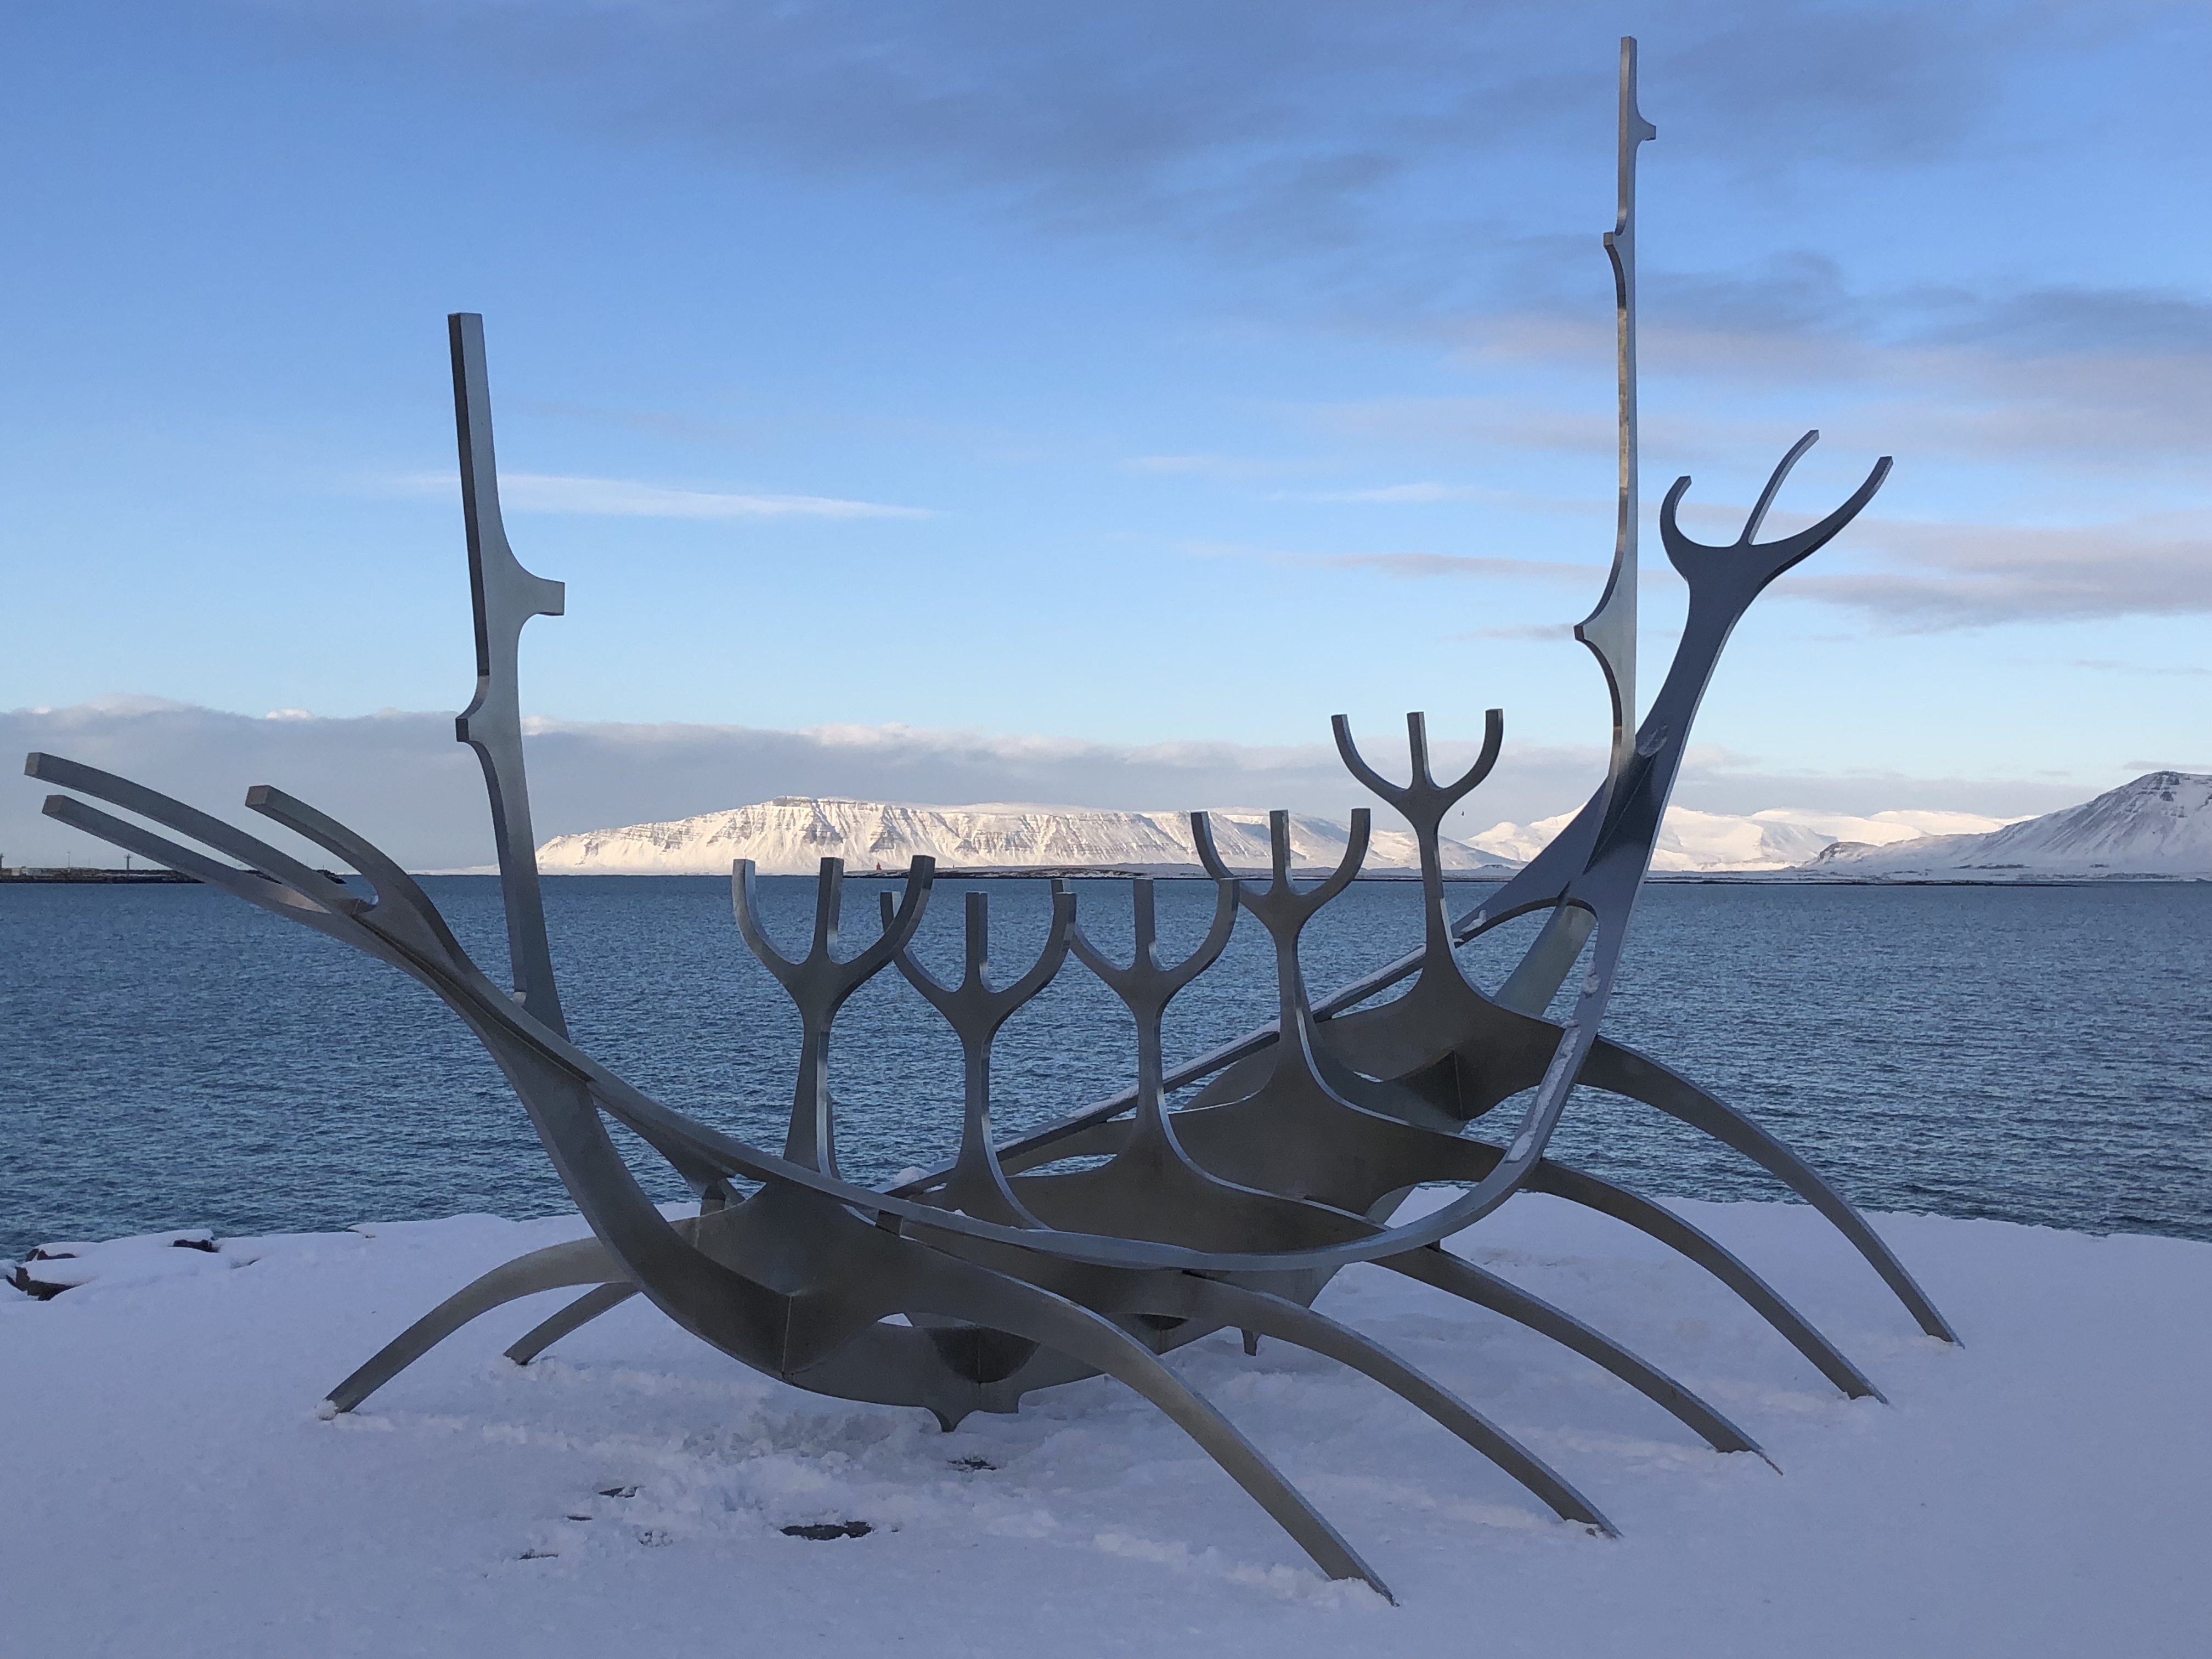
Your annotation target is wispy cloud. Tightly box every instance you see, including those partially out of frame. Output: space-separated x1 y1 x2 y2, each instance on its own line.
1196 499 2208 633
1777 512 2211 629
1273 482 1496 504
1304 396 1614 459
2014 659 2212 679
384 469 928 520
1 697 1571 869
1124 454 1279 479
1189 541 1602 584
498 473 932 520
1322 552 1602 582
1457 623 1577 642
5 696 2110 872
256 3 2086 255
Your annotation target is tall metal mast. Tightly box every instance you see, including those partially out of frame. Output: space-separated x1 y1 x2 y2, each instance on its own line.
1577 36 1657 786
1493 38 1656 1016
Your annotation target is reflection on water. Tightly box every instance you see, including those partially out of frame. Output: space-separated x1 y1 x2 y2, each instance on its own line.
3 875 2206 1257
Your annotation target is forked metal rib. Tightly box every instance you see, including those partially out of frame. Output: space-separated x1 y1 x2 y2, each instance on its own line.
1061 876 1240 1151
887 885 1074 1225
733 855 934 1174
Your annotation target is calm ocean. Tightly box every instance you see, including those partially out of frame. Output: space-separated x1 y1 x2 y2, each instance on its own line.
3 876 2206 1259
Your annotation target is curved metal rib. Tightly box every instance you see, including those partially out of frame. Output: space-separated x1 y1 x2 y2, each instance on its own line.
890 1253 1395 1598
509 1282 638 1365
1578 1039 1957 1343
1171 1276 1617 1534
1520 1158 1883 1401
1377 1245 1765 1459
326 1234 624 1412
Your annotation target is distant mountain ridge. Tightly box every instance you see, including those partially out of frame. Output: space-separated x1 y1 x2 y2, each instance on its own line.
1804 772 2212 879
1468 805 2016 873
535 796 1519 877
532 775 2209 881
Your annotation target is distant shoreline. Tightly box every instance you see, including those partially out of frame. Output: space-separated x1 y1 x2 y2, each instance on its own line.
500 867 2208 886
0 867 196 885
12 863 2197 888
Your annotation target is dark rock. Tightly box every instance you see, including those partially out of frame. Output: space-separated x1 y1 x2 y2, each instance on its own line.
7 1266 68 1300
780 1521 872 1541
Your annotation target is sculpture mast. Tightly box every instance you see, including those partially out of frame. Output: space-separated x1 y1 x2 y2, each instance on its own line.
450 312 571 1036
1577 36 1657 786
1493 40 1654 1017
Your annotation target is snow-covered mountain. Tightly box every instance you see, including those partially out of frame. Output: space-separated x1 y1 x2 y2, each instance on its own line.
1804 772 2212 879
536 797 1520 877
536 780 2202 882
1468 805 2019 874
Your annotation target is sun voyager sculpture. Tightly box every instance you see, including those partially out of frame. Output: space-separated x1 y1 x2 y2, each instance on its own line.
28 41 1954 1601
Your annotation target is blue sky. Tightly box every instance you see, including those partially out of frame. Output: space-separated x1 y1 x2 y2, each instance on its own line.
1 2 2205 860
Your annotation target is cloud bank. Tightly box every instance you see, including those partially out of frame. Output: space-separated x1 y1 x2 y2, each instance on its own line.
1781 513 2211 630
2 697 2097 872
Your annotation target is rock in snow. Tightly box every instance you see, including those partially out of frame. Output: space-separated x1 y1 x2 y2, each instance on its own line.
3 1193 2204 1657
537 797 1519 877
1804 772 2212 879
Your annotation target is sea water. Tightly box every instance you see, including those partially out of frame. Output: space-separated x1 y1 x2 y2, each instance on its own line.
3 876 2206 1259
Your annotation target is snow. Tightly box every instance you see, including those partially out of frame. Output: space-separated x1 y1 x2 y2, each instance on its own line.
531 793 2030 879
1466 806 2019 873
5 1194 2204 1657
7 1230 244 1296
1809 772 2212 879
531 780 2209 882
536 796 1518 877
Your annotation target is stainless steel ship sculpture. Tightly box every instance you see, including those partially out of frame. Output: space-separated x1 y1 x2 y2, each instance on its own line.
25 41 1953 1601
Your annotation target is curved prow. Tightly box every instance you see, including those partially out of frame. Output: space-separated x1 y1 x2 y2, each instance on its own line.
1658 432 1893 595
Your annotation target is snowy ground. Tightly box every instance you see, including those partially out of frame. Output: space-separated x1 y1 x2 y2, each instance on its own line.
4 1193 2205 1659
